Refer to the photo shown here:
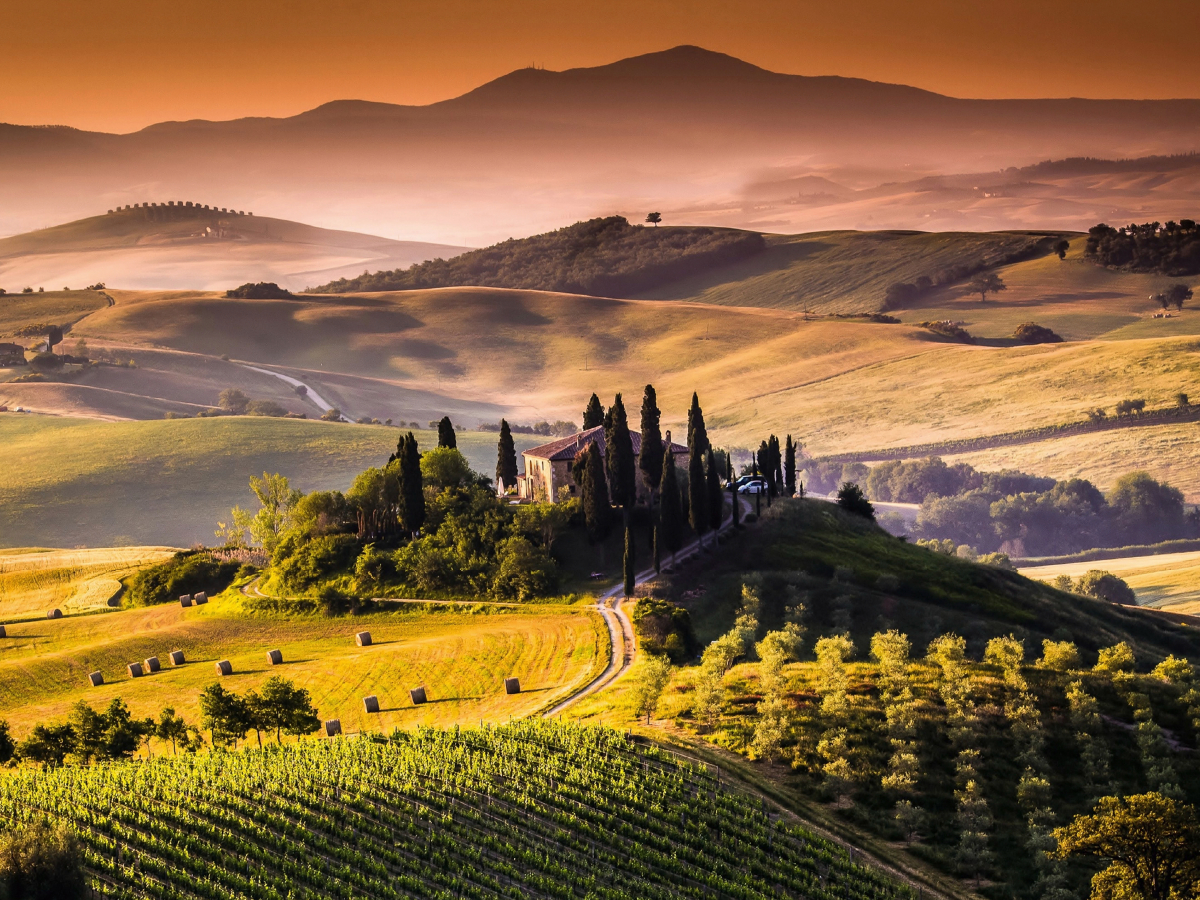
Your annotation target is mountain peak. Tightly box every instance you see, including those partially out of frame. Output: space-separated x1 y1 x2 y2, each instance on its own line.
570 45 772 79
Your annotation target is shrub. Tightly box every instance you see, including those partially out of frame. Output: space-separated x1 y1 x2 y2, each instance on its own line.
125 552 240 606
491 537 558 601
245 400 288 417
1012 323 1063 344
225 282 294 299
632 596 698 661
836 482 875 521
1038 639 1081 671
274 534 360 593
218 388 250 414
918 321 974 343
1074 570 1137 606
0 821 87 900
321 408 343 422
1095 641 1136 673
26 353 63 373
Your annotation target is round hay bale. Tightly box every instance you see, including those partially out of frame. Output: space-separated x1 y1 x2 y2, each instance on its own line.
194 592 208 605
143 656 161 673
504 676 521 695
0 625 6 638
127 662 144 678
409 686 427 705
88 671 104 687
47 609 62 620
180 597 193 608
363 695 380 714
355 631 372 647
168 650 185 666
324 719 342 737
215 660 233 676
266 649 283 665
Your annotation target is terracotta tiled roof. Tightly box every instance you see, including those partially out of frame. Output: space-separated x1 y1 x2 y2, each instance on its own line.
522 426 688 462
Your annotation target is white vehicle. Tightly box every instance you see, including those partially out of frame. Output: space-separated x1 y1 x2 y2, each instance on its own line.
737 479 767 495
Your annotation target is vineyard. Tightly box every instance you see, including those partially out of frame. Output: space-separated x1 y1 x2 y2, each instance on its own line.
0 720 912 900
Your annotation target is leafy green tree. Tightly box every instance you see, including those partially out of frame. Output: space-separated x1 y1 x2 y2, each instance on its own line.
688 449 708 547
815 634 855 719
247 676 320 744
1037 639 1081 671
67 697 147 763
658 450 683 563
15 724 76 769
437 415 457 448
156 707 189 755
605 393 637 508
576 442 613 545
1075 570 1137 605
496 419 518 491
493 536 558 600
420 446 472 491
836 482 875 521
637 384 663 497
245 472 301 552
628 655 672 723
968 271 1007 302
1052 793 1200 900
199 683 251 747
784 435 797 496
0 821 87 900
1108 472 1186 544
582 393 604 429
514 500 574 552
687 392 708 458
623 524 635 596
1095 641 1137 674
218 388 250 414
645 212 662 226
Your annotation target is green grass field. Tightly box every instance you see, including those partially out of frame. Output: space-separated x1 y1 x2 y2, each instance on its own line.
0 591 605 742
0 416 543 548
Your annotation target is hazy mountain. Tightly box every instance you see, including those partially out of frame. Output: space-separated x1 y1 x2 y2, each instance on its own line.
1 46 1197 244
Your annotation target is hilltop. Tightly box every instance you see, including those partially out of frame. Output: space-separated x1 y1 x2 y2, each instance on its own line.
0 205 467 291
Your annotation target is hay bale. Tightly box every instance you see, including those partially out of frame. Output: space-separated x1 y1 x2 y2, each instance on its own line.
47 609 62 620
363 695 380 714
180 596 192 608
127 662 144 678
194 592 207 605
215 659 232 676
504 677 521 695
355 631 372 646
144 656 161 673
88 671 103 687
0 625 6 638
168 650 185 666
409 686 427 705
266 649 283 665
324 719 342 736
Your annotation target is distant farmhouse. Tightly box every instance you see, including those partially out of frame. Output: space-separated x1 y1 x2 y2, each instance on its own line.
0 343 25 364
517 425 688 503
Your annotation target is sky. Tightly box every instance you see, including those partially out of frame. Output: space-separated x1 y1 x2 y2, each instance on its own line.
4 0 1199 132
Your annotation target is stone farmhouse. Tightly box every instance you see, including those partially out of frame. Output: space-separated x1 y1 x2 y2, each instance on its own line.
517 425 689 503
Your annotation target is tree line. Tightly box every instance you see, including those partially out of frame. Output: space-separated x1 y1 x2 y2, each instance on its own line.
1086 220 1200 275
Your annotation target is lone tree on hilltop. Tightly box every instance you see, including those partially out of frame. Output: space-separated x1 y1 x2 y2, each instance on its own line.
583 393 605 429
1054 239 1070 259
837 482 875 521
645 212 662 227
496 419 518 491
437 416 457 449
968 271 1007 302
638 384 664 500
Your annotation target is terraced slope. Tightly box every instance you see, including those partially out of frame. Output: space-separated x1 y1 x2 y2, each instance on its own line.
0 721 912 900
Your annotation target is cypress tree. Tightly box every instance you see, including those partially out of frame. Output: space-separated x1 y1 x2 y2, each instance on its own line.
583 393 605 429
637 384 664 498
496 419 518 492
578 443 613 545
397 432 425 534
437 416 456 449
653 511 662 573
784 435 797 497
659 450 683 564
769 435 783 497
687 392 708 458
729 462 740 528
688 449 708 547
752 457 761 517
623 524 635 596
605 393 637 509
706 449 723 537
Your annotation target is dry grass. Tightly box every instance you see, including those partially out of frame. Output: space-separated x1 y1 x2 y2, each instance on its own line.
0 594 607 742
1020 551 1200 614
0 547 176 620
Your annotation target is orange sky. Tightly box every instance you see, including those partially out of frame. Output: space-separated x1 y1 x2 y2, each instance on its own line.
5 0 1199 132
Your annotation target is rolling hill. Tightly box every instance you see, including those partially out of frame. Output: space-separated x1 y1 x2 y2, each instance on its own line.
2 46 1199 244
0 206 467 292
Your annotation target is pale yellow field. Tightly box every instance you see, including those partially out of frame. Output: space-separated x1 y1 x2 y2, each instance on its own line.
0 594 607 744
1020 551 1200 613
0 546 176 620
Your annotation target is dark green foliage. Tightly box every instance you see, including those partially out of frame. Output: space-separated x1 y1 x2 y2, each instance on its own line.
0 821 86 900
637 384 663 494
496 420 518 490
245 399 289 417
225 282 294 299
605 394 637 508
199 683 252 747
576 443 613 544
1086 220 1200 275
398 432 425 534
688 449 708 541
1054 239 1070 259
1075 570 1138 605
67 698 151 763
311 216 766 296
1156 283 1194 310
273 534 360 592
632 596 698 662
246 676 321 744
659 451 684 557
1013 322 1063 344
784 435 797 496
836 482 875 521
687 392 708 458
0 723 12 764
492 536 558 601
13 726 74 769
582 393 604 429
623 525 635 597
125 552 240 606
706 450 723 534
437 416 457 449
867 456 1052 504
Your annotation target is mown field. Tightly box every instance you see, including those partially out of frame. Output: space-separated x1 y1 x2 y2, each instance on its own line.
0 416 542 548
0 546 176 619
1021 550 1200 614
0 592 606 742
0 289 110 337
